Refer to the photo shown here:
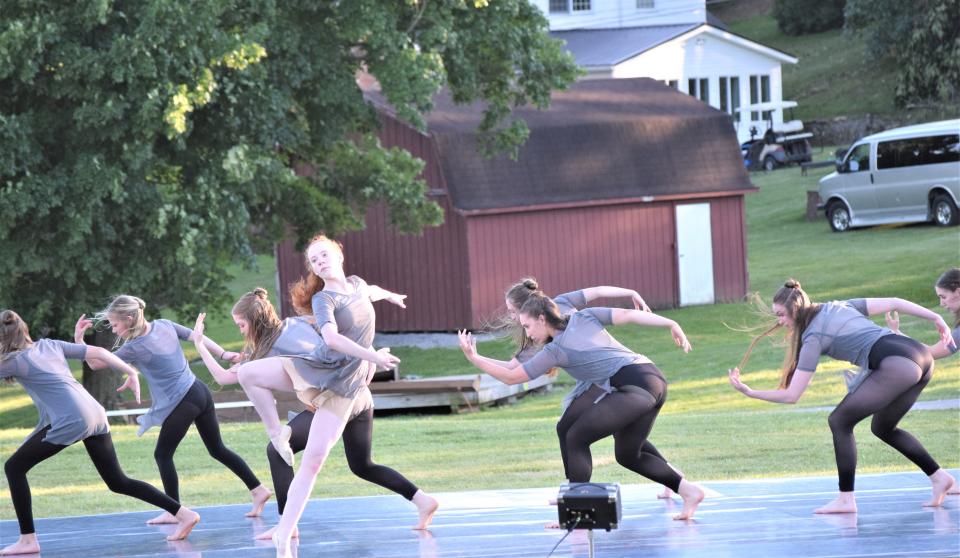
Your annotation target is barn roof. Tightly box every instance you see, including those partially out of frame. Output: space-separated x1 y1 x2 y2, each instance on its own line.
366 77 754 213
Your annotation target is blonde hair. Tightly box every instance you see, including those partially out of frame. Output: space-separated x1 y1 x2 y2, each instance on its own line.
95 295 149 342
289 234 344 316
232 287 283 361
737 279 821 389
0 310 33 359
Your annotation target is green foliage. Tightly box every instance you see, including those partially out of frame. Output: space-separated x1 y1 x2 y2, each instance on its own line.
772 0 845 36
0 0 579 335
844 0 960 106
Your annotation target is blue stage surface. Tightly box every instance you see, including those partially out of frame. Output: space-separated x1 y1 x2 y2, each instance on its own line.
1 470 957 557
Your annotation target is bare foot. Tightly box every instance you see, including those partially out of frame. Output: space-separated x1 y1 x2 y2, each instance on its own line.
412 491 439 530
167 508 201 541
0 534 40 556
272 531 295 558
147 511 178 525
673 480 704 520
948 481 960 496
814 492 857 514
270 425 294 468
247 485 273 518
924 470 957 507
255 524 299 540
657 486 674 499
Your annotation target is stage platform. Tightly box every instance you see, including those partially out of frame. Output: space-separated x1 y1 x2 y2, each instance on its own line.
1 470 957 557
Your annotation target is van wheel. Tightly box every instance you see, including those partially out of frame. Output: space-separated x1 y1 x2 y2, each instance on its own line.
932 194 959 226
763 156 777 171
827 201 851 232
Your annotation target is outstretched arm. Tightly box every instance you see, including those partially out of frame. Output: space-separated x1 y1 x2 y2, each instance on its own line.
368 285 407 308
885 310 955 359
610 309 692 352
866 298 953 347
458 330 531 385
83 346 141 403
319 322 400 370
189 313 240 386
728 367 814 404
581 287 651 312
74 314 111 370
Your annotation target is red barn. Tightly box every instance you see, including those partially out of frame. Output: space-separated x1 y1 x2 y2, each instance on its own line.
276 77 755 331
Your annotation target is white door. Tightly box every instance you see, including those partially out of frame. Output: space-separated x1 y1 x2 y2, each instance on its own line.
676 203 715 306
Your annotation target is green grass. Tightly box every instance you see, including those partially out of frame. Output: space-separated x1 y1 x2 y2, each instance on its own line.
727 14 958 123
1 167 958 518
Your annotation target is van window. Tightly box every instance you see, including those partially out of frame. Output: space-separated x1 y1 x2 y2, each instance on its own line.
846 143 871 172
877 134 960 169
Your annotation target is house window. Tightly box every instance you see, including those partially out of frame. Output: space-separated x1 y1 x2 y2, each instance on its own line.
665 79 678 89
551 0 591 12
688 78 709 103
637 0 655 8
720 76 741 122
749 74 771 121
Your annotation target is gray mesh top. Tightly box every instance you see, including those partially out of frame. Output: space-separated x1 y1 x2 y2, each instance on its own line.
114 319 197 435
266 316 332 359
797 299 892 392
950 325 960 356
0 339 109 445
515 290 588 363
522 307 652 410
288 276 376 398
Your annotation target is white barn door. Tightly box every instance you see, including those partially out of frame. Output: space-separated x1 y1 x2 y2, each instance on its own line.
675 203 715 306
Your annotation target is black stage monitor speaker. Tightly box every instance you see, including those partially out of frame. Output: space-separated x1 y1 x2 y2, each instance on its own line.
556 482 621 532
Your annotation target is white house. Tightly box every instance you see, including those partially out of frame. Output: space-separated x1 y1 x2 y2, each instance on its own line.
534 0 799 144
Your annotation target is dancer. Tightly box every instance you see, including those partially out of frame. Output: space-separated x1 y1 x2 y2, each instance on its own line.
1 310 199 556
190 286 437 540
75 295 270 524
459 291 705 520
728 280 956 514
491 278 682 499
228 234 433 557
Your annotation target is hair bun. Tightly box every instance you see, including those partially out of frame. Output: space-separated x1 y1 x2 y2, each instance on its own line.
784 279 801 290
522 278 539 290
253 287 269 299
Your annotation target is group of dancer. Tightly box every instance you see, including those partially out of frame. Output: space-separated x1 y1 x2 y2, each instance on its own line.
1 231 957 556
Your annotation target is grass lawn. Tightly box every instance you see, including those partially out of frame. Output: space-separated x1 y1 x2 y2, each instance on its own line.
1 162 958 518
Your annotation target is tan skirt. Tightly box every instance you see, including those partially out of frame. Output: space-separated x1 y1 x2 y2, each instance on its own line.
280 357 373 422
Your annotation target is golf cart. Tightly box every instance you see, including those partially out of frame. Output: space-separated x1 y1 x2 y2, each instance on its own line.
737 101 814 171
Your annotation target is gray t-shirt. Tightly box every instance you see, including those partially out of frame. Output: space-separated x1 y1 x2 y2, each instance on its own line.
114 319 197 435
515 290 588 363
289 276 377 398
522 308 652 410
268 317 323 358
0 339 109 445
950 325 960 356
797 299 891 392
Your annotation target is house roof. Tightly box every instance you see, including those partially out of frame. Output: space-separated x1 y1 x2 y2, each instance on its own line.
366 78 754 213
552 23 796 68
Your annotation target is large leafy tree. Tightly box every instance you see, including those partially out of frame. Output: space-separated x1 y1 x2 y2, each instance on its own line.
0 0 580 339
845 0 960 107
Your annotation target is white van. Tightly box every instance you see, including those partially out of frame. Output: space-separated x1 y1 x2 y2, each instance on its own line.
817 119 960 232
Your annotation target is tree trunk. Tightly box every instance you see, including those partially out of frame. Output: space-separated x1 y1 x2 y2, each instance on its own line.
81 327 122 410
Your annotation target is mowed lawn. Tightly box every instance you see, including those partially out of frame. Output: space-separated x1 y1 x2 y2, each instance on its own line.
1 159 957 518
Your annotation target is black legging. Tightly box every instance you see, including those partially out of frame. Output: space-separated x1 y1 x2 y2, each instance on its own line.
155 378 260 501
267 408 419 515
556 363 682 491
828 334 939 492
4 427 181 534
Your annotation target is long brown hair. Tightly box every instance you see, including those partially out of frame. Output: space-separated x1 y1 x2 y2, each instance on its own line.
738 279 821 389
0 310 33 359
518 292 570 338
232 288 283 361
484 277 543 355
289 234 344 316
936 268 960 326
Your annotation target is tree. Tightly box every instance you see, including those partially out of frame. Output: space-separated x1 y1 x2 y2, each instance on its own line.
845 0 960 106
0 0 580 345
772 0 845 36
